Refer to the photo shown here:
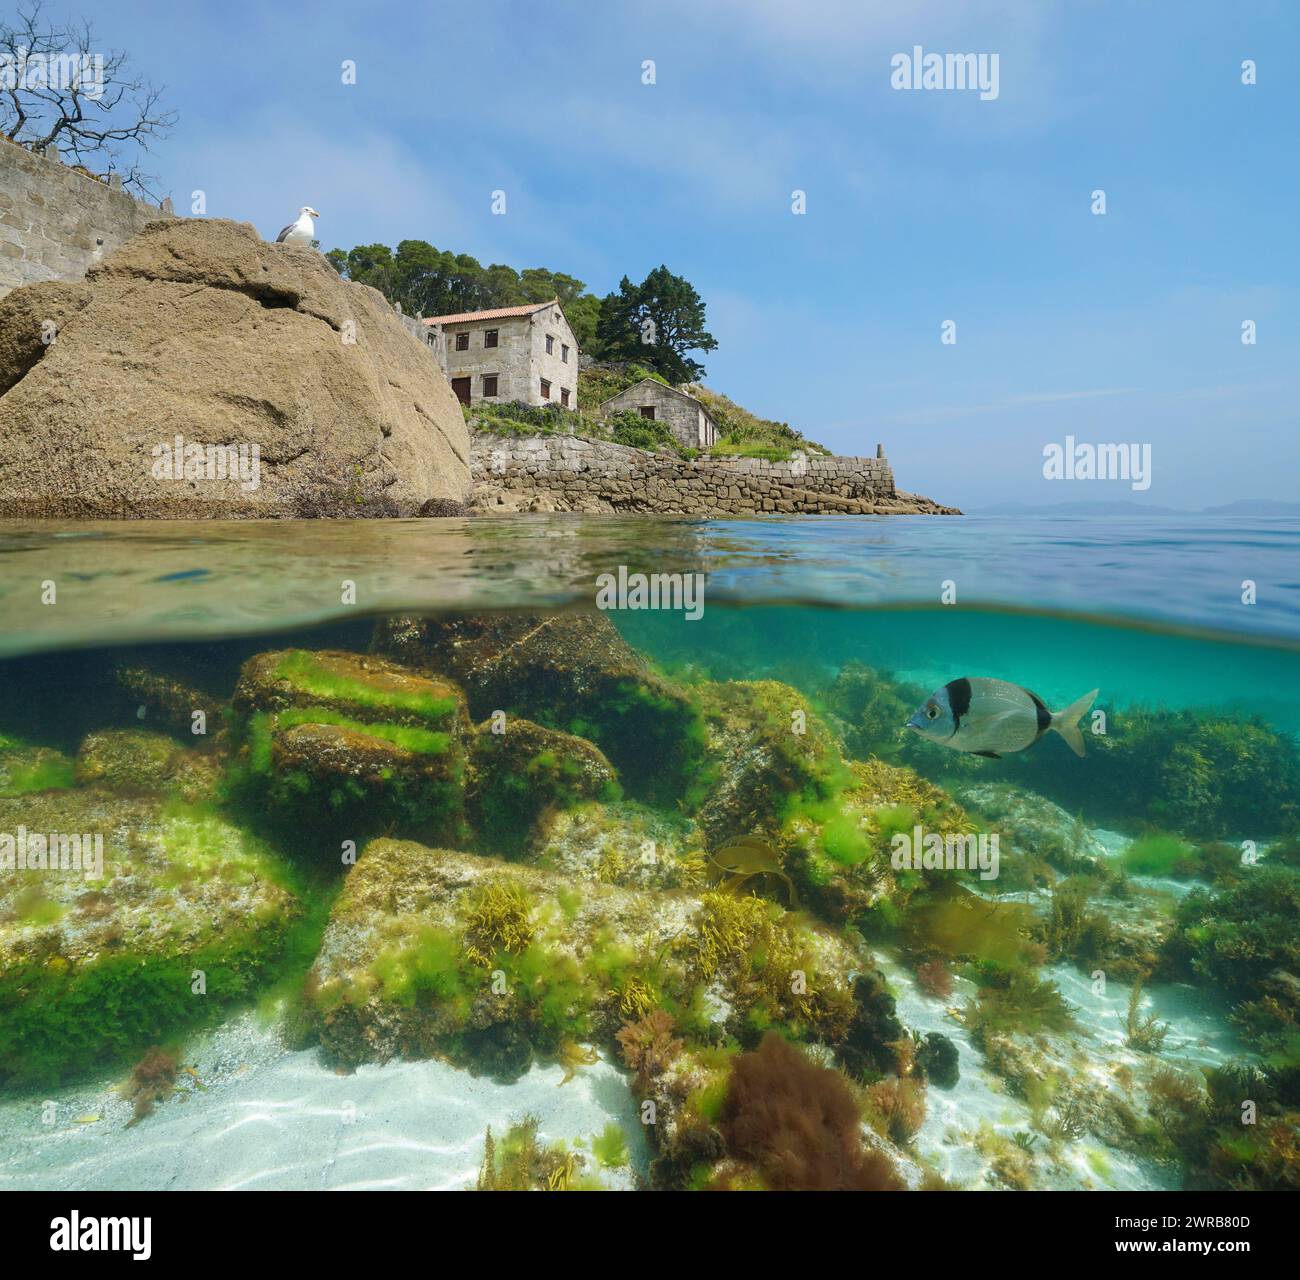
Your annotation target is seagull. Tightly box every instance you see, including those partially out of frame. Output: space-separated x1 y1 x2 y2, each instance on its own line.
275 206 320 247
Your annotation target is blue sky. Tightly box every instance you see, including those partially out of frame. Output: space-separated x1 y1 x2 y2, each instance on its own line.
70 0 1298 508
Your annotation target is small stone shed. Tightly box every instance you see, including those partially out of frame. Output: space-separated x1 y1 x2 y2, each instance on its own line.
599 378 718 448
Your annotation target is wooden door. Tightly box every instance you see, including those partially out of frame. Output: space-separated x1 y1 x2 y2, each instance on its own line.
451 377 471 405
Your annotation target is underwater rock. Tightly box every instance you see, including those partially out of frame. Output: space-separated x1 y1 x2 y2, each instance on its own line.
839 972 906 1079
0 217 470 518
74 729 219 803
371 612 705 803
227 648 470 842
467 718 619 856
307 839 874 1076
0 789 301 1084
783 756 975 923
916 1031 960 1090
954 782 1105 873
0 741 75 797
113 665 223 738
528 799 708 890
692 679 845 845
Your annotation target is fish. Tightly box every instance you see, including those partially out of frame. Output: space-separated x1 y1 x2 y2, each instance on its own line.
905 677 1099 759
710 835 799 907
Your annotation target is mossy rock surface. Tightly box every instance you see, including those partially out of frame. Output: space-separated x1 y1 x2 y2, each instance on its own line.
692 679 845 844
114 664 222 737
233 648 467 730
467 718 619 856
307 839 876 1075
954 781 1104 873
372 612 705 804
530 799 708 891
0 790 301 1084
226 648 470 842
782 756 974 922
75 728 219 802
0 743 75 797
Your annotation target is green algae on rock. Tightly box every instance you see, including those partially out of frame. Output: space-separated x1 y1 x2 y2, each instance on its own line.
75 729 220 803
372 612 706 804
306 839 893 1079
226 648 470 843
691 678 845 845
0 740 76 797
467 718 620 857
529 799 708 891
0 789 302 1084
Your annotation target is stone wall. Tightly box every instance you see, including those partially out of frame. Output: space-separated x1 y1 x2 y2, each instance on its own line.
470 433 960 515
0 139 172 297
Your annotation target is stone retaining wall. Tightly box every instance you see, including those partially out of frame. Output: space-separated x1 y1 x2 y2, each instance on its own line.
0 139 172 297
470 433 958 515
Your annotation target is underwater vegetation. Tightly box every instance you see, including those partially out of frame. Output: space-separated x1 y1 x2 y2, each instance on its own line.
3 605 1298 1194
1166 867 1300 1054
716 1033 903 1190
475 1115 602 1191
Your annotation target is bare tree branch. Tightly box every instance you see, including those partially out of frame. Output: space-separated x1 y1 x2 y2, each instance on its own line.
0 1 176 200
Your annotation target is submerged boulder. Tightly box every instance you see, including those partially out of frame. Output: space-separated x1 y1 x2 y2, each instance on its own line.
0 741 75 797
307 840 879 1076
529 799 708 891
466 718 619 856
0 789 301 1083
692 679 845 845
372 611 705 804
227 648 470 843
0 218 470 517
75 729 218 802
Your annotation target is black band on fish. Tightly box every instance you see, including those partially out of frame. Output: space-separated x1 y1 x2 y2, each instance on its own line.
945 677 972 728
1029 690 1052 737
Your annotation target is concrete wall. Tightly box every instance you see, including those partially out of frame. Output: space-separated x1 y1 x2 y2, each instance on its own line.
466 433 954 517
0 139 171 298
600 380 717 448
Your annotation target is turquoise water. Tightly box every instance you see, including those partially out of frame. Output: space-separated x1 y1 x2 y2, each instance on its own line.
0 515 1297 1192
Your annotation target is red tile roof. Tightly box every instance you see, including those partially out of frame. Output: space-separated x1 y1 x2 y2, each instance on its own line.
422 301 557 326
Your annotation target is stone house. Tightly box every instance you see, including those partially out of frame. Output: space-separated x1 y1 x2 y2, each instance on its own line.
423 300 578 410
598 378 719 449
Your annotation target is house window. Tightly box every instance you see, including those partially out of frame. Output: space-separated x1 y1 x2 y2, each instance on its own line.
639 405 655 420
454 332 469 351
483 374 499 397
540 379 551 399
484 329 498 348
561 344 569 363
545 334 554 355
560 388 570 407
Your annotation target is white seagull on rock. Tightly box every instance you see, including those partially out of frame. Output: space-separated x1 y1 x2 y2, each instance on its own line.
275 206 320 247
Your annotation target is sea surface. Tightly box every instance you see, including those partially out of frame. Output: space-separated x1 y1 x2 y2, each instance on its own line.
1 513 1297 1192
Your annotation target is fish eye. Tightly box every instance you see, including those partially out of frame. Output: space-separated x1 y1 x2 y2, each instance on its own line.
926 705 940 720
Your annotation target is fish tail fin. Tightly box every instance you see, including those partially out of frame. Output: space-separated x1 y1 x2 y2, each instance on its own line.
1051 688 1099 758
